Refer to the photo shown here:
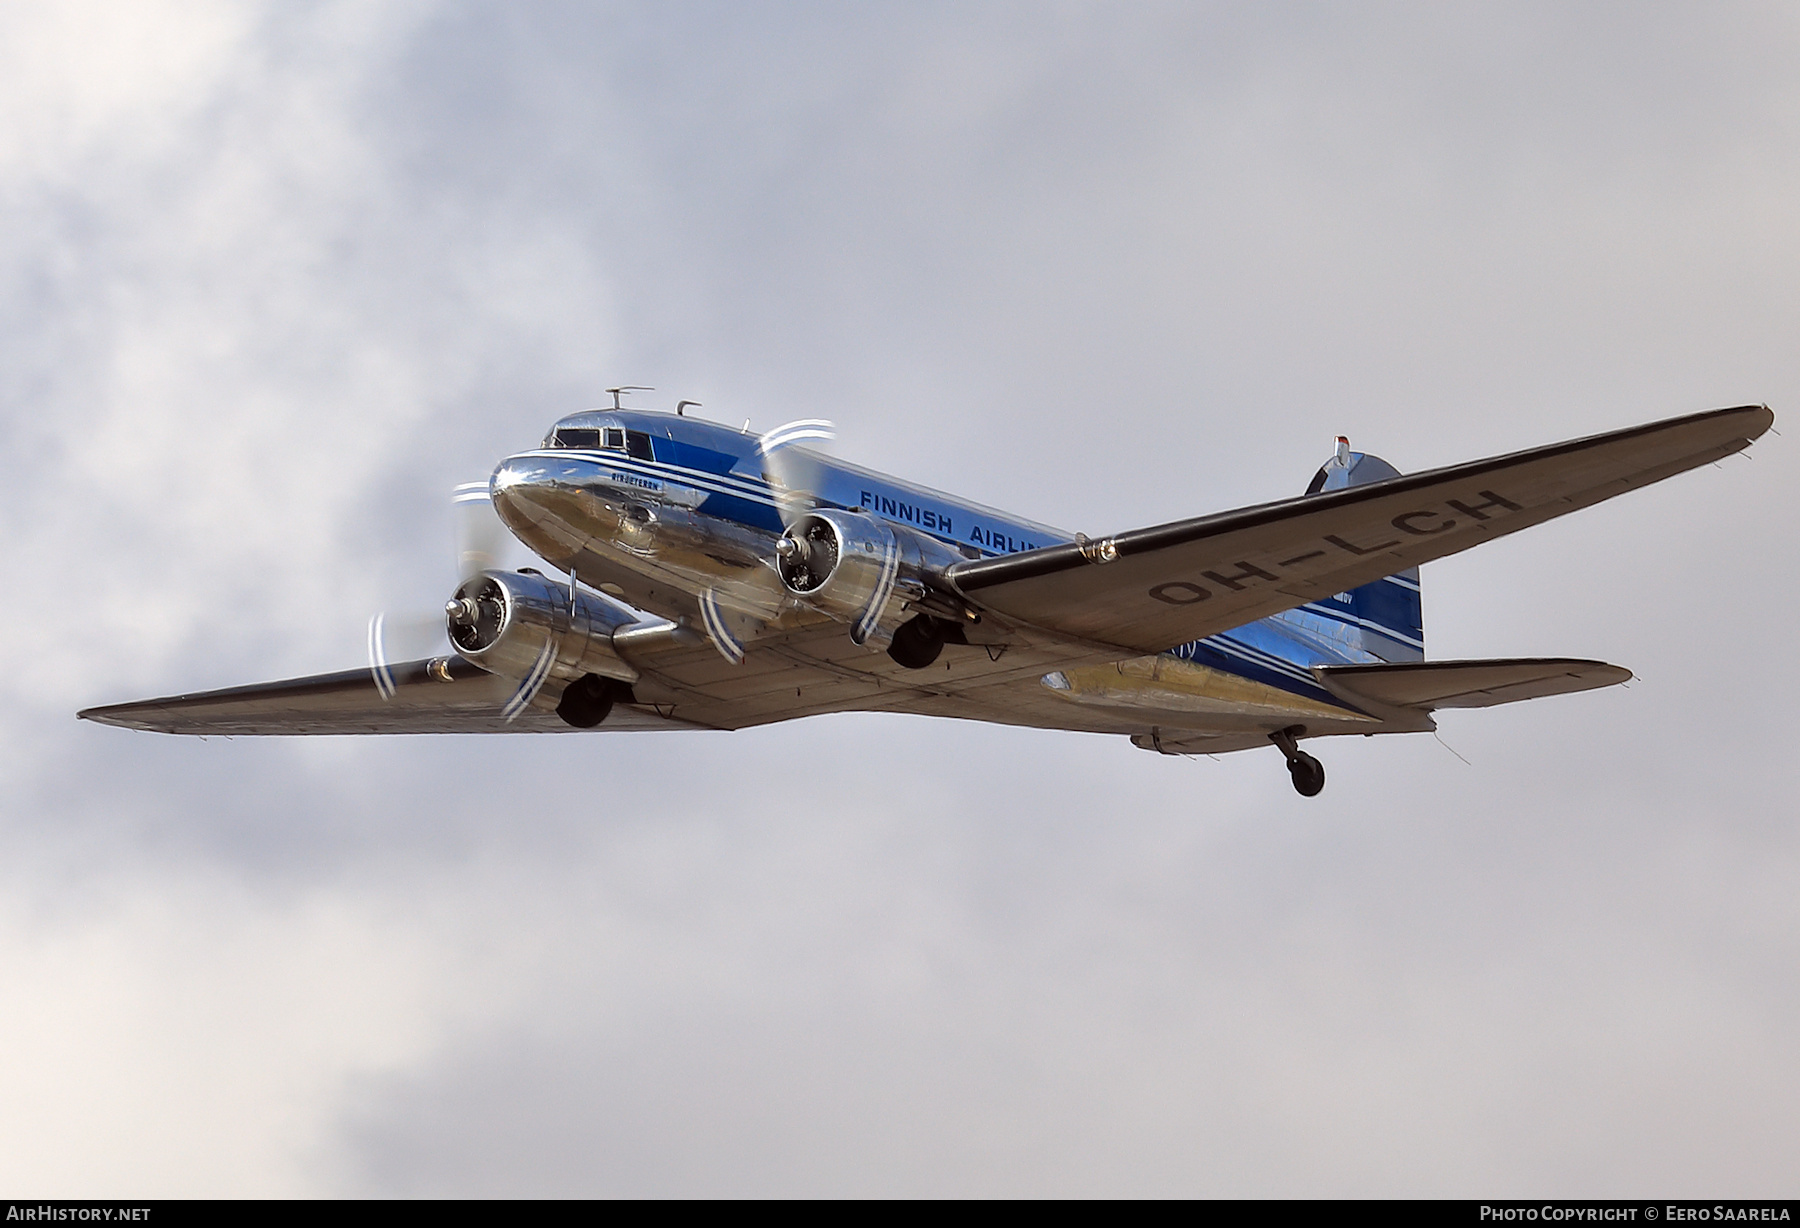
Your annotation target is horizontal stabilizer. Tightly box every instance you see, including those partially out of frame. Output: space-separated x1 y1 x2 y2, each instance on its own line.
1314 657 1631 711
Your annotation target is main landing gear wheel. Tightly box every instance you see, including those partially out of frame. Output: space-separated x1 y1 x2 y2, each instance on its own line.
1269 726 1326 797
887 613 946 670
556 673 617 729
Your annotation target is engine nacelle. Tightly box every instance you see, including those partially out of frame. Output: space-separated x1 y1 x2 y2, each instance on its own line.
775 509 967 648
446 569 642 693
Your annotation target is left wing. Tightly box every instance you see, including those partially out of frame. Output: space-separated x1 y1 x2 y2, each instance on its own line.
78 655 707 735
947 405 1771 653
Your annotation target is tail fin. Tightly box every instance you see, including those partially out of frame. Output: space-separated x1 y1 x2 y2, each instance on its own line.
1304 438 1423 663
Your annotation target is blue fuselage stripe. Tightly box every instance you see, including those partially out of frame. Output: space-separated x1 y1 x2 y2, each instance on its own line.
530 434 1401 710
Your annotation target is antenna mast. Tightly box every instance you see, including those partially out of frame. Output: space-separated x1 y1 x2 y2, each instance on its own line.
605 385 654 410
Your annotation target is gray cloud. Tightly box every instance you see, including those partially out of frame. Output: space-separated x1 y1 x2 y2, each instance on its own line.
2 0 1795 1195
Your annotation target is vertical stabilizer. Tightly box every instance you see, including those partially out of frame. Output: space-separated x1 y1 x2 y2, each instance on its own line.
1303 440 1424 662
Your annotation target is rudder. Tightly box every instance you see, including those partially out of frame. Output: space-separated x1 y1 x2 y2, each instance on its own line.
1305 437 1423 663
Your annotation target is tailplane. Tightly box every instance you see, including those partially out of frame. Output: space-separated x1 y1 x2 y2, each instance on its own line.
1304 438 1423 662
1315 658 1631 711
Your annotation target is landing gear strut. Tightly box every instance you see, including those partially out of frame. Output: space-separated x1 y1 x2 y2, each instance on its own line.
1270 726 1325 797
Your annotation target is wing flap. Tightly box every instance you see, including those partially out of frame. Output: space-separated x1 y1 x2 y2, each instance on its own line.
948 405 1771 652
1315 657 1631 710
78 655 709 735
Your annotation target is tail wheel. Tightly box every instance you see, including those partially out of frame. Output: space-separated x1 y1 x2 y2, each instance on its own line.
1288 752 1325 797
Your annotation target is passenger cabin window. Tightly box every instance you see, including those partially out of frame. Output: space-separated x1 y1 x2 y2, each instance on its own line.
625 430 654 461
552 427 601 449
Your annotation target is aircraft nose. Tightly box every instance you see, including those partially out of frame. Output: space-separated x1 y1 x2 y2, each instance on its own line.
490 454 548 502
487 455 533 522
493 448 607 491
488 451 607 542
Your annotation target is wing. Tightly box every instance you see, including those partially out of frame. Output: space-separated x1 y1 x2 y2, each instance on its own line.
75 611 1133 739
78 655 707 735
946 405 1772 653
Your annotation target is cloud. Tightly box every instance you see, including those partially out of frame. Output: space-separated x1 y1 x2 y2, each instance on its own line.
2 0 1796 1196
0 868 462 1196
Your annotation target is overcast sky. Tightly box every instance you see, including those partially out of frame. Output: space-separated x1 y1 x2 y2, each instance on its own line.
3 1 1796 1197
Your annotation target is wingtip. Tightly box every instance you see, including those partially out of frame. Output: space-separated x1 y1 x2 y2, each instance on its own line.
1596 662 1634 687
1679 404 1774 455
76 702 159 731
1713 402 1774 441
1689 403 1773 441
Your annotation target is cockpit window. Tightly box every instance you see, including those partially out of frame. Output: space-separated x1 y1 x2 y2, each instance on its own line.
545 424 641 453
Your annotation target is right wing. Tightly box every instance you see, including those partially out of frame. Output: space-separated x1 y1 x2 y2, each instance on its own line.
78 655 708 735
947 405 1771 653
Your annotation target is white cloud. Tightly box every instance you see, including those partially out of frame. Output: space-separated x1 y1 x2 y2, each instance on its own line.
2 0 1796 1196
0 0 252 179
0 871 460 1196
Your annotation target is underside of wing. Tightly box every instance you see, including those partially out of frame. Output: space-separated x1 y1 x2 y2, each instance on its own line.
1315 657 1631 710
615 616 1402 749
946 405 1772 653
605 614 1131 732
78 655 709 735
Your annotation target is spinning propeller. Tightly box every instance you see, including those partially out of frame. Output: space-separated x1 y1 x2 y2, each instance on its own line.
756 418 836 528
693 418 837 665
366 480 523 705
758 417 838 584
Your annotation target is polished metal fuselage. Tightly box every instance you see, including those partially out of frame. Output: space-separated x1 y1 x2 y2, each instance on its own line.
488 408 1408 734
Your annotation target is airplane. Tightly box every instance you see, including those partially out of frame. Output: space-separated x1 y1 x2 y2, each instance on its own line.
79 394 1774 797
